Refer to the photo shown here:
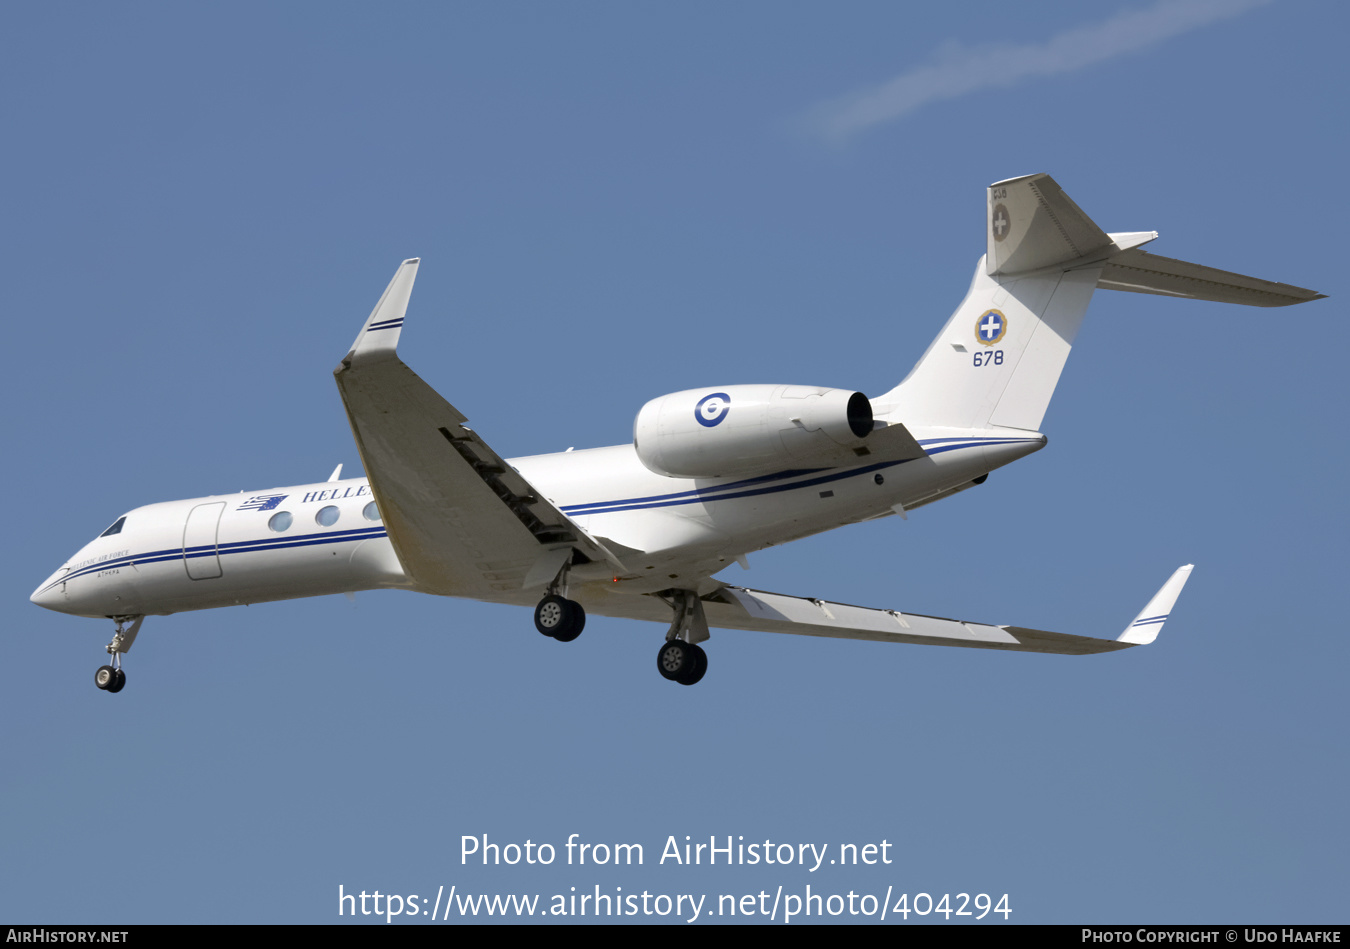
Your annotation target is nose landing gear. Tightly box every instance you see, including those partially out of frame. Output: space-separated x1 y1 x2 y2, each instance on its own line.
94 664 125 692
94 616 142 694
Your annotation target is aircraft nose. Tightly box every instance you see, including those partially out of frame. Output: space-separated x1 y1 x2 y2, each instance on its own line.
30 572 68 612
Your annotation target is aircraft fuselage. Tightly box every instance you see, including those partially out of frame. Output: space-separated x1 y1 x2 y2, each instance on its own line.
32 431 1042 619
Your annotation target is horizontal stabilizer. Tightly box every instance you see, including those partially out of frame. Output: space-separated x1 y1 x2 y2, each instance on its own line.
1097 250 1325 307
1117 564 1194 645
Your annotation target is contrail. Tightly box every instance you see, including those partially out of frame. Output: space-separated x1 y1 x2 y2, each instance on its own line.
803 0 1274 143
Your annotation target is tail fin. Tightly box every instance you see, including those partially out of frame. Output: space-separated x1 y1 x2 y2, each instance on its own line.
879 174 1107 432
876 174 1323 432
987 173 1114 277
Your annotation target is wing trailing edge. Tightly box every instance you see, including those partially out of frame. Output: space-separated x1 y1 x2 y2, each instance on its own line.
702 586 1130 655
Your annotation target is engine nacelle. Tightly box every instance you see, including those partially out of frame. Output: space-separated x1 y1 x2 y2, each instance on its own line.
633 384 874 479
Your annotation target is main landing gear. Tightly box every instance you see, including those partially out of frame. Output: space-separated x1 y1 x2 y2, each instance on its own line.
95 615 142 694
530 567 713 687
534 593 586 642
534 560 585 642
657 589 710 686
657 639 707 686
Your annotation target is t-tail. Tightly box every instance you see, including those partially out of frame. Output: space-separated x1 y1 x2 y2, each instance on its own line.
875 174 1324 432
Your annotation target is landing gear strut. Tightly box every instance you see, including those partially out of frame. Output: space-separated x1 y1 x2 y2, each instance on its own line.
657 590 710 686
95 616 142 694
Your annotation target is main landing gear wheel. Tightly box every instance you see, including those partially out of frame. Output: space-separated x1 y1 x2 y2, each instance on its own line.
534 594 585 642
656 640 707 686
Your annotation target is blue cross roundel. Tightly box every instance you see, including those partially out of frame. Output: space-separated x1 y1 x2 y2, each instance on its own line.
975 309 1007 346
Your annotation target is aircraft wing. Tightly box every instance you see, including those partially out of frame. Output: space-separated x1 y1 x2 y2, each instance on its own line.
333 259 625 597
589 565 1194 656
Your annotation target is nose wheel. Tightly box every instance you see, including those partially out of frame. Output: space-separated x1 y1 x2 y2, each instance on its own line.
95 665 126 693
94 616 142 694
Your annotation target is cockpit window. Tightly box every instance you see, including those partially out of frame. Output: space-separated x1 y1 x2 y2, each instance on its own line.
99 516 127 538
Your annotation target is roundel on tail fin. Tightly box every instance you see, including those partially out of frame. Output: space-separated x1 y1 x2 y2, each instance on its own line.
991 203 1010 242
975 309 1007 346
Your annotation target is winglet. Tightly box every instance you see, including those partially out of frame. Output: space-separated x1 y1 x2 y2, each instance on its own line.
1117 564 1194 645
342 258 420 367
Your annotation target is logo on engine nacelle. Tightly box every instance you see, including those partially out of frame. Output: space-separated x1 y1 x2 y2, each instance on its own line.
695 392 731 428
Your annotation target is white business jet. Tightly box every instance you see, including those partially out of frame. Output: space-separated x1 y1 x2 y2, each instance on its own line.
31 174 1323 692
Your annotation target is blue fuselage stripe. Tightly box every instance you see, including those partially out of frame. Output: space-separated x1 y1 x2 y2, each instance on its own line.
561 437 1037 517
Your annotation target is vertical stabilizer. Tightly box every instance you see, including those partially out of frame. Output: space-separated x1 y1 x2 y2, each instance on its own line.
877 261 1100 432
878 174 1113 431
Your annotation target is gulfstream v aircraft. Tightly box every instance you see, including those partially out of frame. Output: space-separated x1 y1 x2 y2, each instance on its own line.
31 174 1323 691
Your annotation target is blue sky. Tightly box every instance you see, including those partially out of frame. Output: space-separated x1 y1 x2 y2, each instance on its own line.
3 0 1344 925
